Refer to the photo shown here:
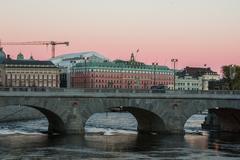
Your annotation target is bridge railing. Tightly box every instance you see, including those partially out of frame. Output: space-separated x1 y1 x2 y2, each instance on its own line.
1 87 240 95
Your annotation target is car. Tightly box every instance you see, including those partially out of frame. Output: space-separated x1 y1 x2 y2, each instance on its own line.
150 85 166 93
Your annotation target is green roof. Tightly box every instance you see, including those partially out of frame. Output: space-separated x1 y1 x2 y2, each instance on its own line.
73 60 172 72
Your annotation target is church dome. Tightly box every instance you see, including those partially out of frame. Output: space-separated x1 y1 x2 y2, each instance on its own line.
17 52 24 60
0 48 6 64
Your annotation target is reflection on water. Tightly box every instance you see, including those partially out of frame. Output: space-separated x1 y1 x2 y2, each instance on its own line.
1 133 240 159
0 113 240 159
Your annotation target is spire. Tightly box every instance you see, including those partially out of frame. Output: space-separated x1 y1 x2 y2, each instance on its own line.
29 54 34 60
130 52 135 62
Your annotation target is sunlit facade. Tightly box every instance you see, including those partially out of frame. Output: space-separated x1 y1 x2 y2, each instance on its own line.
71 54 174 89
0 49 60 88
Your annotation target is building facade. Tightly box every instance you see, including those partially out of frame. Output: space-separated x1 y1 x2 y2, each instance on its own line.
51 51 110 88
71 54 174 89
175 75 203 90
176 66 220 90
0 48 60 88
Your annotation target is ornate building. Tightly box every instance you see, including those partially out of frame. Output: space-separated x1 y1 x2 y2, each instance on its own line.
71 53 174 89
0 48 60 88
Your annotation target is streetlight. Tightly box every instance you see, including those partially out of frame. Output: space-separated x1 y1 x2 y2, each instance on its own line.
80 56 89 88
152 62 158 86
69 60 76 88
229 64 236 90
230 64 236 80
171 58 178 90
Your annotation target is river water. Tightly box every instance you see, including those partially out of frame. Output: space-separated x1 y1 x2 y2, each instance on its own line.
0 113 240 160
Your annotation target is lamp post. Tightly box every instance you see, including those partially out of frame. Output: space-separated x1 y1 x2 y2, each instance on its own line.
171 59 178 90
229 64 236 90
80 56 89 88
152 62 158 86
68 61 76 88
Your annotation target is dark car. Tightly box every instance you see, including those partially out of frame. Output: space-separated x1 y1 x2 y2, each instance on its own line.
150 85 167 93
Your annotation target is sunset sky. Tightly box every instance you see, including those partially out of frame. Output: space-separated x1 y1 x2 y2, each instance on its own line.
1 0 240 72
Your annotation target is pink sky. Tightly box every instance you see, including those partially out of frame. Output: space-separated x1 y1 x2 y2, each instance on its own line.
1 0 240 73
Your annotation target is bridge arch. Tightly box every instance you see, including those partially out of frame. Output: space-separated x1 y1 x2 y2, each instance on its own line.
83 105 167 134
123 107 167 134
0 104 65 134
181 99 240 133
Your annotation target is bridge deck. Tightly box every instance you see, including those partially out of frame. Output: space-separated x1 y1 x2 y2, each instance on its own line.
0 88 240 100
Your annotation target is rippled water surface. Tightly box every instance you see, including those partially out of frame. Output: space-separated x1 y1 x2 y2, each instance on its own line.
0 113 240 160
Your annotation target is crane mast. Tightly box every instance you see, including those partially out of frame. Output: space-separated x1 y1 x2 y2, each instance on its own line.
0 41 69 58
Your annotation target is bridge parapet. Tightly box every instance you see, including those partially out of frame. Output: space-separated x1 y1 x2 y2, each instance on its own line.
1 87 240 95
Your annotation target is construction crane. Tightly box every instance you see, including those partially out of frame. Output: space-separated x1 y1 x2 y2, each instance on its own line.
0 41 69 58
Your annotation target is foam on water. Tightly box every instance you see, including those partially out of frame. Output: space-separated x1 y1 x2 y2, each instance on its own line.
1 113 240 160
85 126 137 135
0 129 44 135
0 113 206 136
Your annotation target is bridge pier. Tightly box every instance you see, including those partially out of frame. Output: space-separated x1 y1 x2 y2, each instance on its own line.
202 108 240 132
64 123 85 135
64 106 86 134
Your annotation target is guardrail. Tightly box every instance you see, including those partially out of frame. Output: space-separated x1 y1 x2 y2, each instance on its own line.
0 87 240 95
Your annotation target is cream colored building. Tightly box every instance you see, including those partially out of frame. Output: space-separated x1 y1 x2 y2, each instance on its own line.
0 48 60 88
202 73 220 90
176 75 203 90
176 67 220 91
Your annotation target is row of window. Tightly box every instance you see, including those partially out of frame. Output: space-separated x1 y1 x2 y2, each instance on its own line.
73 83 148 89
94 74 172 80
6 82 58 87
73 69 173 75
7 74 57 79
74 73 173 80
72 79 172 86
177 82 200 86
93 79 172 85
7 71 58 74
177 88 200 90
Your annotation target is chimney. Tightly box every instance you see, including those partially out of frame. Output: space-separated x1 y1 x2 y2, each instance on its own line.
7 54 11 59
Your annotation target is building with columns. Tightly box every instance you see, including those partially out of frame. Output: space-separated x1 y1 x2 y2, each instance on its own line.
0 48 60 88
71 53 174 89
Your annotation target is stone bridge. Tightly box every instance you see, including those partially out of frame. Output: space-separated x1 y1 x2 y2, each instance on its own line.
0 88 240 134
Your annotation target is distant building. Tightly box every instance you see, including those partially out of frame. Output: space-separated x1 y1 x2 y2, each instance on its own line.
175 74 203 90
71 53 174 89
0 48 6 86
50 51 109 67
176 66 220 90
0 48 60 88
50 51 110 88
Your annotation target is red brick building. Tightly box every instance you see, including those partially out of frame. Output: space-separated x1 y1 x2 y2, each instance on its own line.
71 54 174 89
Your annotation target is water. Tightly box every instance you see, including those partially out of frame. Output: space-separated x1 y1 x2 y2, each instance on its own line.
0 113 240 159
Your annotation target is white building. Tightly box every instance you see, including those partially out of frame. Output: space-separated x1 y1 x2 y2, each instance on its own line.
176 67 220 91
50 51 109 68
176 75 203 90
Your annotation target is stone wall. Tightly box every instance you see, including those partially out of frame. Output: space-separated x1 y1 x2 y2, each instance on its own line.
0 105 44 122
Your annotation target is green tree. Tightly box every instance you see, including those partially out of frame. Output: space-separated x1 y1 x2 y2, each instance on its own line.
222 65 240 90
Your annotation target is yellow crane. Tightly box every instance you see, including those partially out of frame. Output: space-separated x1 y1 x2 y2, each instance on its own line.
0 41 69 58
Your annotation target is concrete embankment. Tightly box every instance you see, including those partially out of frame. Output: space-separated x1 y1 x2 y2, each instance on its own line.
0 105 44 122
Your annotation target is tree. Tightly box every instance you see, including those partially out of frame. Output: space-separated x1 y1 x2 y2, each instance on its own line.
222 65 240 90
